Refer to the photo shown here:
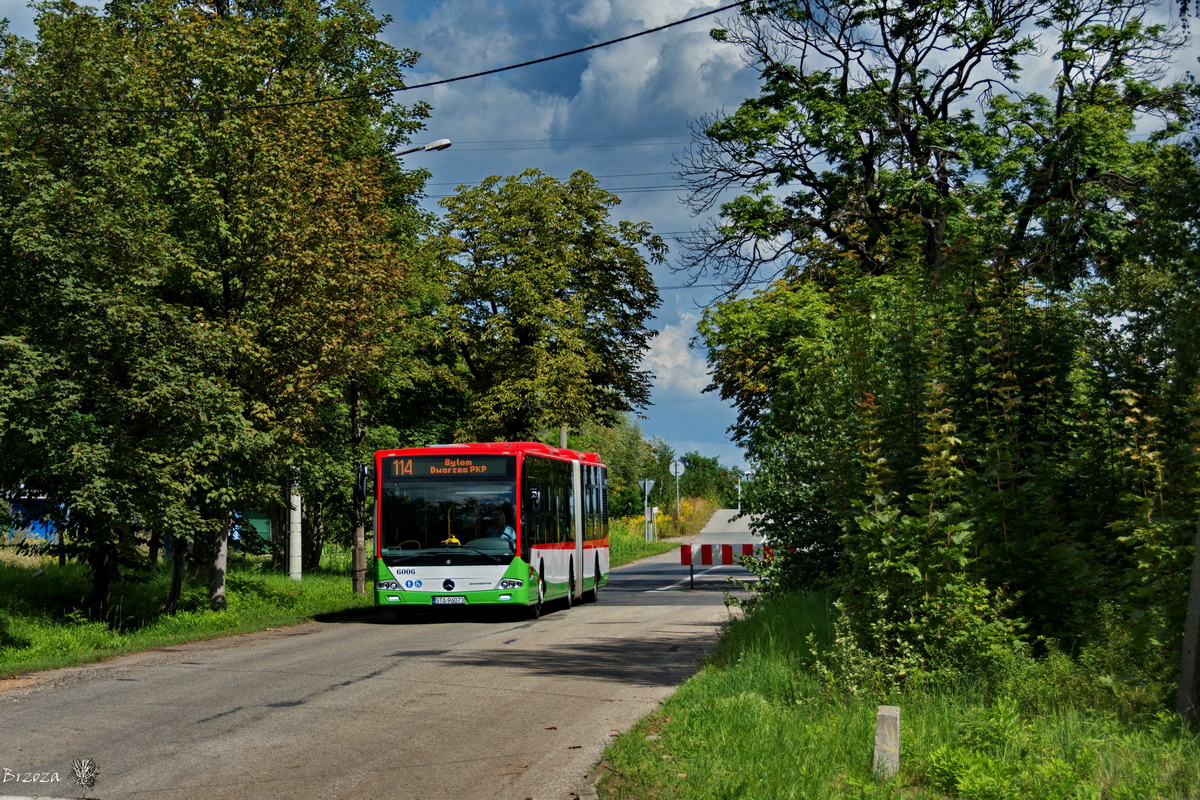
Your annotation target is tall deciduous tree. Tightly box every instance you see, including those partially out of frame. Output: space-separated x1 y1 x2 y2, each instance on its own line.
436 169 664 441
0 0 432 611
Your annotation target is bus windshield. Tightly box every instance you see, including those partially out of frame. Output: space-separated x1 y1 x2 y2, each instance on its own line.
379 471 517 567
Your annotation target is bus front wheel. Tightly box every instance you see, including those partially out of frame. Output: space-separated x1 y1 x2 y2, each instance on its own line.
529 566 545 619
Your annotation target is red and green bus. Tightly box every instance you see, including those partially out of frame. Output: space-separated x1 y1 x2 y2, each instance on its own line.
372 442 609 618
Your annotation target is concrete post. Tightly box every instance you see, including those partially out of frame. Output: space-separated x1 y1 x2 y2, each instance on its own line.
639 479 655 543
874 705 900 780
287 484 302 581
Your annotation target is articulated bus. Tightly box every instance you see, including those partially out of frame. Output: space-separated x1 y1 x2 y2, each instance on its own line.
372 442 609 619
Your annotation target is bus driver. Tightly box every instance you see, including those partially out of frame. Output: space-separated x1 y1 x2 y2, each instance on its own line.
485 511 515 543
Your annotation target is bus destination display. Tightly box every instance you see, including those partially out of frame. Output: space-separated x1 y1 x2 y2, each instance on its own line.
384 455 513 479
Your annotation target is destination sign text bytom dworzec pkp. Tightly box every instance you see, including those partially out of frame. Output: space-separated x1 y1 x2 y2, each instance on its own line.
385 455 513 479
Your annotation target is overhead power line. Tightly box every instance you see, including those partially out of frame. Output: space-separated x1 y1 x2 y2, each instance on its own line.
0 1 748 115
448 140 689 152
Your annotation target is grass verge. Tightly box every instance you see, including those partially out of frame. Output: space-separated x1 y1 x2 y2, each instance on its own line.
609 498 718 567
599 591 1200 800
0 548 371 677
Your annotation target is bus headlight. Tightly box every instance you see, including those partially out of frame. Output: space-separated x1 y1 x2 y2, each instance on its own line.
498 578 524 590
376 580 401 590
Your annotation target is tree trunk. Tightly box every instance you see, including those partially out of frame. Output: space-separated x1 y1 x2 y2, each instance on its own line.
163 535 187 614
209 513 231 611
86 536 116 619
147 529 161 565
269 501 286 570
1178 512 1200 727
303 499 326 572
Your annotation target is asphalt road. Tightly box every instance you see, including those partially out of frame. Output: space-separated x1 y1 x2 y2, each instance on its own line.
0 511 760 800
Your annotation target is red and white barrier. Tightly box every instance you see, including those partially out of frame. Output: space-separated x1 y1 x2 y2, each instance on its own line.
679 542 770 589
680 543 768 566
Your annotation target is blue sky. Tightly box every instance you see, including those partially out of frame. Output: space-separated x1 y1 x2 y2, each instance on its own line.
0 0 762 470
381 0 760 470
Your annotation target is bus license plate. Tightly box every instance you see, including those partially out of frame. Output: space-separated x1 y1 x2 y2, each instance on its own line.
432 596 466 605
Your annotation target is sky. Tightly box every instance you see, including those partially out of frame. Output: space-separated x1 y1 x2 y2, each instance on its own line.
0 0 762 471
378 0 761 471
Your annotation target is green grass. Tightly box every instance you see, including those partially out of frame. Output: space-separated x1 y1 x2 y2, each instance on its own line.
0 547 371 677
610 518 680 566
599 591 1200 800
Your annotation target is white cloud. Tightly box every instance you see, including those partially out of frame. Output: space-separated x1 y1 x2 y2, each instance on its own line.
643 314 710 397
560 2 752 134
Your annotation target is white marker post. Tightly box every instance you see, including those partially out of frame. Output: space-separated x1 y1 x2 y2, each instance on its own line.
874 705 900 779
287 483 302 581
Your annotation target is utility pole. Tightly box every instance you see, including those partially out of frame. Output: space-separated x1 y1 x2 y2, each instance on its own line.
350 377 367 596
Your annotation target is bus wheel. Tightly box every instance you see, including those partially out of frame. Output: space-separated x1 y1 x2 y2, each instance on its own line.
585 558 601 603
529 566 545 619
565 562 574 610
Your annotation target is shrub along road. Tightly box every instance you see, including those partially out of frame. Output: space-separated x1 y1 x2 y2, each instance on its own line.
0 513 757 800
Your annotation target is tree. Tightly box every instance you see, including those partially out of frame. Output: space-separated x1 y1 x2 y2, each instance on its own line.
678 452 739 507
435 169 665 441
557 415 655 517
0 0 433 611
690 0 1200 682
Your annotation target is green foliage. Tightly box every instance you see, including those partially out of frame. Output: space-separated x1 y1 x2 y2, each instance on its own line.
601 591 1200 800
435 169 664 441
690 0 1200 691
0 0 434 610
678 452 739 507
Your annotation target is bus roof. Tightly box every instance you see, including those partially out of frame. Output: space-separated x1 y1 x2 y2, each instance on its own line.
375 441 604 465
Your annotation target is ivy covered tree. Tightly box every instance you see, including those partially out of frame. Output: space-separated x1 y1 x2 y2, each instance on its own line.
691 0 1200 685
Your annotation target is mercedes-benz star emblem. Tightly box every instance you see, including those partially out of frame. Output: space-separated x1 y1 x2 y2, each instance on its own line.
443 579 455 591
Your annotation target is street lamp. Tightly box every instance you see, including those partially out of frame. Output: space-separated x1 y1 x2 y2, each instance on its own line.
396 138 452 156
